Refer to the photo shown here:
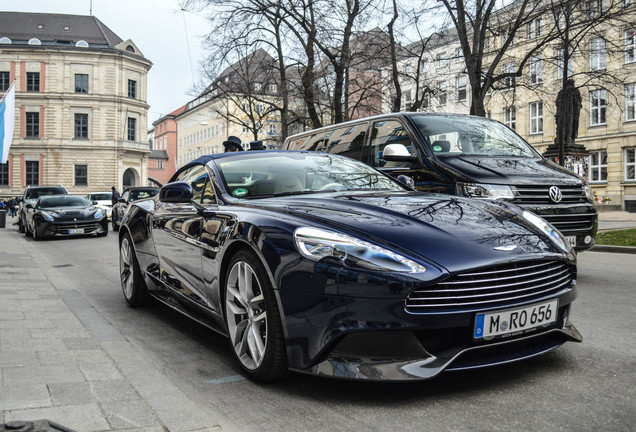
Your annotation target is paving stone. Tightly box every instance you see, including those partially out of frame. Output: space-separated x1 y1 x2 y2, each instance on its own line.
0 319 54 330
38 349 112 366
0 351 39 367
48 382 93 406
3 364 85 386
29 327 91 339
63 337 99 351
80 362 124 381
101 399 158 429
0 383 52 410
90 379 140 402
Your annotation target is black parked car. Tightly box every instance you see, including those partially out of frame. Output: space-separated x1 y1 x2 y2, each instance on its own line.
18 185 68 233
284 113 598 251
111 187 159 231
118 151 581 382
23 194 108 240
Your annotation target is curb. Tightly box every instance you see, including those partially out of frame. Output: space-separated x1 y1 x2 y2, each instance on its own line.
590 244 636 254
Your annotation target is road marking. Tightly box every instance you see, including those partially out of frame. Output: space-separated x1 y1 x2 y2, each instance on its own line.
204 375 245 384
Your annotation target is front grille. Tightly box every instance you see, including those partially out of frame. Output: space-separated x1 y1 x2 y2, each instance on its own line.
406 260 573 312
540 213 596 233
53 222 101 234
512 184 587 205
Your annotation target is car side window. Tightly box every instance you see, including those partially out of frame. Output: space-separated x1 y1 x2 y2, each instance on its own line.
202 178 216 204
326 123 367 161
176 165 209 203
121 191 129 202
365 120 413 168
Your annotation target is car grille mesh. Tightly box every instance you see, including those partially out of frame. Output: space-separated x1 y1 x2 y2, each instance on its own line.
406 260 573 312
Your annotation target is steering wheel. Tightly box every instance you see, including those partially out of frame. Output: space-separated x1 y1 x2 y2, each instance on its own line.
318 182 344 191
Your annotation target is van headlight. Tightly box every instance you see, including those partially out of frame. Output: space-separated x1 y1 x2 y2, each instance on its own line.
294 227 427 273
523 211 571 253
457 183 515 200
583 183 594 202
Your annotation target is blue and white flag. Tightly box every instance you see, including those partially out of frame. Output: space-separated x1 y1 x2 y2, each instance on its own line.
0 81 16 164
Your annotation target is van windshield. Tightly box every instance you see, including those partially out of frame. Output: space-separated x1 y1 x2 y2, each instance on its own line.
410 115 540 158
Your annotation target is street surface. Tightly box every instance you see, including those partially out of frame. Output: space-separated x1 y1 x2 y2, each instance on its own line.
5 225 636 431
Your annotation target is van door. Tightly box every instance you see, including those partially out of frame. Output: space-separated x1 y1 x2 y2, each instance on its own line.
364 119 451 193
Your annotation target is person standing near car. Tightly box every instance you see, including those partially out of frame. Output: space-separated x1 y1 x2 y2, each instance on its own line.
223 136 244 152
111 186 121 205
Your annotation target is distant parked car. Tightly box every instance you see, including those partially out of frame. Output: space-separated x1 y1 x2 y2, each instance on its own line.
111 187 160 231
87 191 113 220
23 194 108 240
18 185 68 233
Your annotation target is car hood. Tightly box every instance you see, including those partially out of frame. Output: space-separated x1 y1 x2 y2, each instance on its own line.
251 192 568 270
437 156 584 185
39 206 101 220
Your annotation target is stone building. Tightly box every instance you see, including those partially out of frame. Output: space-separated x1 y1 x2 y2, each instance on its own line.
150 105 185 185
0 12 152 197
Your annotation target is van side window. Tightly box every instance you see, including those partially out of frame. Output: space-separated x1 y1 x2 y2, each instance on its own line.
326 123 367 161
303 132 328 151
366 120 412 167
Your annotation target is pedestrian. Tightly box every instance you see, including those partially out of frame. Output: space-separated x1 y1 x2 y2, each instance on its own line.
8 197 17 217
111 186 121 205
223 136 244 152
248 140 266 151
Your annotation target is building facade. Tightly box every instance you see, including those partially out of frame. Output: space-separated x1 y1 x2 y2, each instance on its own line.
149 105 184 185
0 12 152 197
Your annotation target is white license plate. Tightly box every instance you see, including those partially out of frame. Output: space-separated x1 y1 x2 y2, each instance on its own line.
565 236 576 247
474 300 558 339
68 228 84 234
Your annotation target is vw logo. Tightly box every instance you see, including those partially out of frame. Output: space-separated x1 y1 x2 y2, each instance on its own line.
549 186 562 203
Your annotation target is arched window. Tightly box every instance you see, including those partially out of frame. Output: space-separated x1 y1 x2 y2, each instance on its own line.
28 38 42 45
126 45 135 53
123 168 136 188
0 37 11 44
76 40 89 48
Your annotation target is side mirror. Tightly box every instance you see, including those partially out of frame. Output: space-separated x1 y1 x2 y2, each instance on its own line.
92 201 98 205
160 182 194 203
382 144 418 162
397 175 416 190
25 203 33 209
118 198 126 203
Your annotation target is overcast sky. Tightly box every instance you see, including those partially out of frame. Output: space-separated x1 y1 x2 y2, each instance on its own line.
0 0 212 127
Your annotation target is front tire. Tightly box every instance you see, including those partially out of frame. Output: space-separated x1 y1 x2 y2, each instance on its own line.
119 233 149 307
112 213 119 232
32 222 40 241
18 216 25 233
224 249 288 381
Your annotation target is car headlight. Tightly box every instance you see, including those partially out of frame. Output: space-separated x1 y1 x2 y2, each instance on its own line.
294 227 427 273
94 209 104 219
522 211 571 253
457 182 515 200
583 182 594 202
40 211 54 222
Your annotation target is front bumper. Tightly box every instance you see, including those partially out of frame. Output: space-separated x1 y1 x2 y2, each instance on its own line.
36 218 109 237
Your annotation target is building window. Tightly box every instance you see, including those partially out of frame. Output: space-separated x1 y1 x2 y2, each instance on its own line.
438 81 447 105
503 62 516 89
127 117 136 141
626 30 635 63
590 89 607 126
527 18 543 39
75 164 88 186
627 83 636 121
0 162 8 185
590 38 607 71
128 79 137 99
269 123 278 135
529 56 543 85
26 72 40 92
157 160 164 169
75 74 88 93
530 101 543 134
25 112 39 138
626 148 636 180
0 71 9 91
269 83 277 92
74 113 88 139
437 53 448 68
242 123 249 133
588 150 607 182
504 106 516 130
25 161 39 185
457 75 467 101
255 103 264 114
254 82 263 92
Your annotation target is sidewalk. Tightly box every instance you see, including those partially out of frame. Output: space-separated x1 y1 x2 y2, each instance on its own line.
0 219 224 432
597 209 636 231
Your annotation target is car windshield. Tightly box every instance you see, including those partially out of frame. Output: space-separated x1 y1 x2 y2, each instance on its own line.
410 115 540 158
88 193 111 201
215 152 407 199
129 189 159 201
37 195 91 208
25 187 66 200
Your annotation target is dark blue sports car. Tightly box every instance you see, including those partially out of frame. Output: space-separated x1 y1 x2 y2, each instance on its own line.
118 151 581 381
